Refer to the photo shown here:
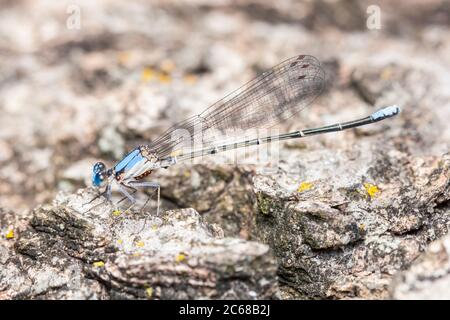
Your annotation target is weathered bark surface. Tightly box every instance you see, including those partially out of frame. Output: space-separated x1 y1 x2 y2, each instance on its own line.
1 190 278 299
254 154 450 298
390 232 450 300
0 0 449 299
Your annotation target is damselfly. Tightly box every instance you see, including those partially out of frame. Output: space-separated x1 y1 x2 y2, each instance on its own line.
89 55 400 214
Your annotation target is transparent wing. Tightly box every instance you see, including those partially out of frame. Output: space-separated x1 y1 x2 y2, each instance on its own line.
149 55 326 160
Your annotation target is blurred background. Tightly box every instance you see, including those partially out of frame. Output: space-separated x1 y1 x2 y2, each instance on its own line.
0 0 449 213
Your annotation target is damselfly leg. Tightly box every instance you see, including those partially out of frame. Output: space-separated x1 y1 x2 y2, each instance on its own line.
130 181 161 215
116 181 160 216
116 181 161 235
81 184 112 213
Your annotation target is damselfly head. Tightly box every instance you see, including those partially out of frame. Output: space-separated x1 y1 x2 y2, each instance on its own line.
92 162 112 187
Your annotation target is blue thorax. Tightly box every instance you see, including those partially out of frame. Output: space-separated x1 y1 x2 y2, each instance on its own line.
114 148 143 174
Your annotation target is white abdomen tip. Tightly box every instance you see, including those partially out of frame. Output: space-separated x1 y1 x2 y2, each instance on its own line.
371 105 401 120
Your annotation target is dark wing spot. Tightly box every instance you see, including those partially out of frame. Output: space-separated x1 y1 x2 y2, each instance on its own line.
298 75 306 80
301 64 309 68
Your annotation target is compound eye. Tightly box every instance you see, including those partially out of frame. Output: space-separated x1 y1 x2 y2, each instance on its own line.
93 162 106 174
92 172 106 187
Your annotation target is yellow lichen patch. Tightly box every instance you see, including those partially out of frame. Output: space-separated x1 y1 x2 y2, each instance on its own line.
117 239 123 245
183 170 191 178
175 253 186 263
160 59 176 73
5 229 14 239
170 149 183 157
93 261 105 268
151 224 158 231
135 241 145 248
112 209 122 216
145 287 153 298
183 74 197 84
297 182 313 193
141 67 155 82
158 73 171 84
364 183 380 198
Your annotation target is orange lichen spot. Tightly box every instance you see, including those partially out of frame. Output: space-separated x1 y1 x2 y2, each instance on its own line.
93 261 105 268
145 287 153 298
160 59 176 73
158 73 171 84
135 241 145 248
141 67 155 82
364 183 380 198
297 182 313 193
175 253 186 263
183 74 197 84
380 67 393 81
183 170 191 178
5 229 14 239
117 51 131 64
